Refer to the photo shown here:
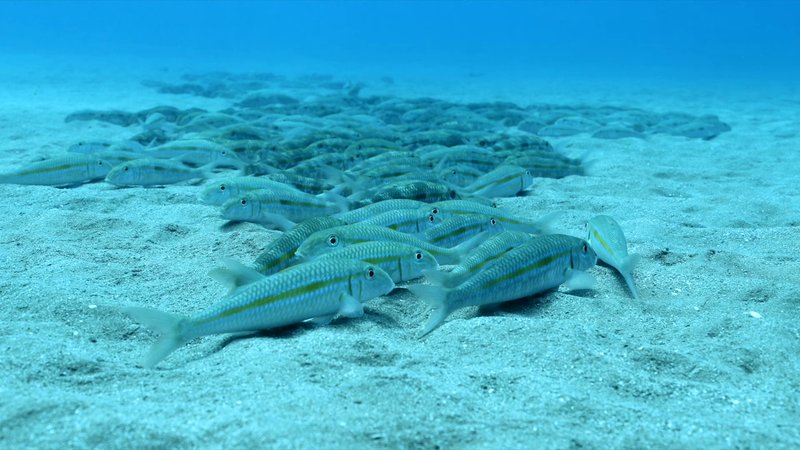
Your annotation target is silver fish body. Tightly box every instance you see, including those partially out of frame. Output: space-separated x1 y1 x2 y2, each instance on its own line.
125 259 395 368
586 215 641 299
0 154 111 186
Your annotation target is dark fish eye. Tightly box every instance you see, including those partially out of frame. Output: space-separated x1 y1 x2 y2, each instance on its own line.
367 268 375 278
490 218 497 225
450 170 456 175
240 199 247 205
449 190 457 199
428 215 435 222
582 243 588 253
124 166 129 171
431 208 439 215
415 252 423 260
328 235 338 246
220 185 226 191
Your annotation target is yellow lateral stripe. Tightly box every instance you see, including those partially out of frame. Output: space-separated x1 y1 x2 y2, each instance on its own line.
591 228 616 258
481 249 569 289
19 163 83 177
199 275 349 324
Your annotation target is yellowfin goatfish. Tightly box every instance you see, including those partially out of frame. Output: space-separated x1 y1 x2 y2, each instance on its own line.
409 234 597 336
252 216 345 275
200 176 301 206
585 215 641 299
0 154 111 186
423 230 532 287
310 242 439 283
295 223 481 265
105 158 213 186
124 259 395 368
464 165 533 198
221 189 348 231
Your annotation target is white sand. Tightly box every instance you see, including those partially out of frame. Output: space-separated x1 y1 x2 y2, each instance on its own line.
1 58 799 448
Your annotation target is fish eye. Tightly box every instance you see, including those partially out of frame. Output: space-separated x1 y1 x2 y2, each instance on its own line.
415 251 423 260
240 199 247 205
123 166 129 171
450 169 456 175
449 190 457 199
98 161 104 165
366 267 375 278
491 202 497 208
431 208 439 215
220 184 226 191
490 218 497 225
428 215 435 223
582 243 588 253
327 235 338 246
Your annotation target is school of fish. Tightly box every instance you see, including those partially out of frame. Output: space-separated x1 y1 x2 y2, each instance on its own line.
1 72 723 367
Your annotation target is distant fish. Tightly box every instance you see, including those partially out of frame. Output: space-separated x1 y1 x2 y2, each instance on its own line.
464 165 533 198
105 158 212 186
423 214 504 248
334 199 428 224
124 259 395 368
145 139 242 167
0 154 111 186
425 200 557 235
371 180 459 203
409 234 597 336
361 209 440 234
585 215 641 299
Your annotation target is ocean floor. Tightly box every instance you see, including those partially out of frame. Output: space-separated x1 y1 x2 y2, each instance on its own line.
1 62 799 449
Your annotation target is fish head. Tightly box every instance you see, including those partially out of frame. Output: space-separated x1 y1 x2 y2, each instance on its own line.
201 180 232 206
105 162 137 186
350 262 395 301
570 239 598 271
295 227 346 260
89 158 112 179
221 196 258 222
402 248 439 281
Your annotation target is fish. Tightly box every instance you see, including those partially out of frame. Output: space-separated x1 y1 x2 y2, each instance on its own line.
423 230 532 287
409 234 597 336
105 158 212 186
425 200 556 235
361 209 440 234
423 214 504 248
585 215 641 299
0 154 111 186
252 216 345 276
221 189 349 230
295 223 481 265
371 180 459 203
334 199 428 224
144 139 242 168
301 242 439 283
124 258 395 368
200 176 301 206
464 165 533 198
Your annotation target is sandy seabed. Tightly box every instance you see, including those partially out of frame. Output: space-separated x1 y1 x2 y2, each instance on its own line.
1 60 799 449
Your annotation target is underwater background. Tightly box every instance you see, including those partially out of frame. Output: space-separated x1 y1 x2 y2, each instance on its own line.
1 1 799 449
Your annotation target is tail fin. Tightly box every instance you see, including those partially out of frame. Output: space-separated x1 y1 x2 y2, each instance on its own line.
320 189 351 214
208 258 266 295
407 284 452 337
123 307 190 368
618 254 641 299
530 210 563 235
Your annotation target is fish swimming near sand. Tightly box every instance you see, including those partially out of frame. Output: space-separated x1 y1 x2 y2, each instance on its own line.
105 158 214 186
409 234 597 336
0 154 111 186
585 215 641 299
124 258 395 368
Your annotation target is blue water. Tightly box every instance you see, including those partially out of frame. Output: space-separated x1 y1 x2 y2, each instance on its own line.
1 0 799 81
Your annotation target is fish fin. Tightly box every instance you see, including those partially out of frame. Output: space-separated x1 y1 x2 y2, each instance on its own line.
531 210 563 235
208 259 266 294
320 190 351 214
339 294 364 319
450 231 487 264
564 269 595 291
255 212 297 231
307 314 336 326
421 268 462 288
407 284 452 337
123 306 190 368
619 254 641 299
